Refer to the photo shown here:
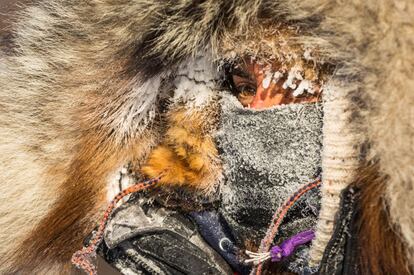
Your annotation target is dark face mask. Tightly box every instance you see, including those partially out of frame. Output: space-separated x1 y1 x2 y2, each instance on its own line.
216 95 323 246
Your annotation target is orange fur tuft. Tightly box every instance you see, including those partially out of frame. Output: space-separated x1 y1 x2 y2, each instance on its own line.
142 105 222 193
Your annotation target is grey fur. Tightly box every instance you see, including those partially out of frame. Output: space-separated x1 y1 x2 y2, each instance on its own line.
0 0 412 272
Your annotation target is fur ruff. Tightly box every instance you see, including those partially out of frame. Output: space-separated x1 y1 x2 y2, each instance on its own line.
354 164 411 275
0 0 412 273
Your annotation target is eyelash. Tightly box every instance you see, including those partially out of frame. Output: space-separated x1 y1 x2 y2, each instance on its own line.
225 73 256 97
220 61 322 108
222 62 248 96
235 83 256 95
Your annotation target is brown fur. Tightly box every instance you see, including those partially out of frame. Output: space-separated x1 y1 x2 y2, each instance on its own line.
355 164 412 275
0 0 412 273
14 118 157 273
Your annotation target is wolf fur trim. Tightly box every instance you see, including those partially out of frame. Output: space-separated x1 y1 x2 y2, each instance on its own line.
0 0 413 272
355 164 412 275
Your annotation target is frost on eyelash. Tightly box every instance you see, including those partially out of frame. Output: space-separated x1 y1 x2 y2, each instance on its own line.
260 65 317 97
282 66 303 90
262 69 284 89
293 80 314 96
282 65 318 96
272 71 283 83
262 71 273 89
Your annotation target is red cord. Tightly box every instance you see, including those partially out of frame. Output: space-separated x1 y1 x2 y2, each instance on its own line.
255 178 321 275
71 177 160 275
72 177 320 275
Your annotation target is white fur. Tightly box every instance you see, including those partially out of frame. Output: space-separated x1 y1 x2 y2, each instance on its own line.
173 54 217 108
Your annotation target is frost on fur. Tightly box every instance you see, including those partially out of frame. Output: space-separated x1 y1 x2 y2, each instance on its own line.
0 0 412 273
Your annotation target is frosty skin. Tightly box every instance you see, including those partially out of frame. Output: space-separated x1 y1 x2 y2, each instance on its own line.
230 59 321 109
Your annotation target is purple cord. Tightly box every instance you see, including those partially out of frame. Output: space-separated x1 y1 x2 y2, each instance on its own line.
270 230 315 262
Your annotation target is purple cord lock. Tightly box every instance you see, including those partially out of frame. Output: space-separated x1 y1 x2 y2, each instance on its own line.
270 230 315 262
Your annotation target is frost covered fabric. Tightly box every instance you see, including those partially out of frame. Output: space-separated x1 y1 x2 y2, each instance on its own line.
216 95 323 247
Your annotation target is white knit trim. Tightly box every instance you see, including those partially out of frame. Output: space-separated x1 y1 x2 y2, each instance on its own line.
309 83 361 266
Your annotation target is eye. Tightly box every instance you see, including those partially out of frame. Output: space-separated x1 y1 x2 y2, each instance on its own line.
222 58 322 109
227 65 257 107
233 83 256 107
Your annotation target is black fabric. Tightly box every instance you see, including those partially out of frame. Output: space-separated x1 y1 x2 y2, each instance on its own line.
318 186 361 275
98 187 366 275
98 200 232 275
189 211 251 274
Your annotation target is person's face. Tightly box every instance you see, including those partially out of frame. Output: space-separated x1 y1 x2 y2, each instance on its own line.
230 58 321 109
218 57 324 249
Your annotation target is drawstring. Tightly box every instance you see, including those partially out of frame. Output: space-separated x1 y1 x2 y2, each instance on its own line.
269 230 315 262
71 177 160 275
246 178 321 275
72 177 320 275
245 230 315 264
